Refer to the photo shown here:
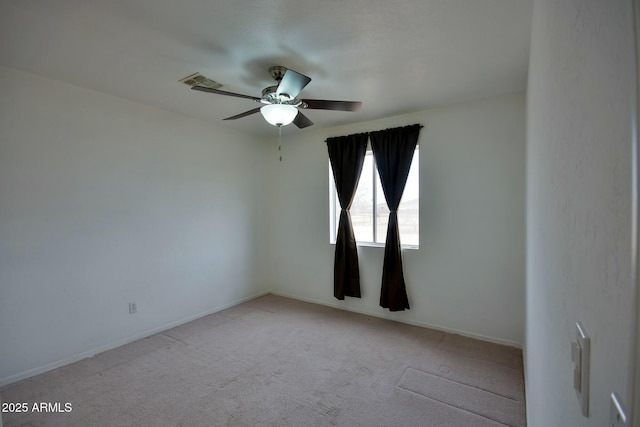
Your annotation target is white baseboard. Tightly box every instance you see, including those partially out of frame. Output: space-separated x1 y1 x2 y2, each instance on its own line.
0 290 269 387
521 342 531 426
268 290 523 349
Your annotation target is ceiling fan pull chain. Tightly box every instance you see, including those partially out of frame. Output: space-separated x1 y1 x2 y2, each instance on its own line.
278 124 283 162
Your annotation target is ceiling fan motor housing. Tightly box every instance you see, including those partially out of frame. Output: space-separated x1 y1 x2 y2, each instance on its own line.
261 86 302 106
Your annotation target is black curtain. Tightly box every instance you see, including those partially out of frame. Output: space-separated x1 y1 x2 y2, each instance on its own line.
370 124 421 311
327 133 369 300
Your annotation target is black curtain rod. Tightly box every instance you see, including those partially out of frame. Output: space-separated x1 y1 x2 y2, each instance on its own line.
325 124 423 142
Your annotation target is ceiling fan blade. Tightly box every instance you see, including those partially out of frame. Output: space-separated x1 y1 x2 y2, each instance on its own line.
293 111 314 129
276 69 311 99
301 99 362 112
223 107 261 120
192 86 261 102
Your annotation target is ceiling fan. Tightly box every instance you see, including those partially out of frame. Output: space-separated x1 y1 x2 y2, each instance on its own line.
190 66 362 128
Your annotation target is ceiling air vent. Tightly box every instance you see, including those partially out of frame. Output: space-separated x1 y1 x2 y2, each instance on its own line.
179 73 222 89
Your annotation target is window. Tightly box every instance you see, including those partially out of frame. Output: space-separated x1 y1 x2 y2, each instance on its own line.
330 147 419 247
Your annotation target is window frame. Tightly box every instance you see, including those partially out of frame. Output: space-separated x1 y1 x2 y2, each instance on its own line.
329 144 419 250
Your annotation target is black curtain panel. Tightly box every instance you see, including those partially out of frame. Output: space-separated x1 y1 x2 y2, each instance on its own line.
327 132 369 300
370 124 422 311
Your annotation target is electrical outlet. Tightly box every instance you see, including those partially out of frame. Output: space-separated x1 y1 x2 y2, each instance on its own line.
129 302 137 314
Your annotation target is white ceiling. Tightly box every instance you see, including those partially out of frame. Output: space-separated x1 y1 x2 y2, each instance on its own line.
0 0 532 137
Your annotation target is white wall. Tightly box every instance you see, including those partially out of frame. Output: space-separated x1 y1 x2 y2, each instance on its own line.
0 66 269 385
0 66 526 387
525 1 635 426
267 94 526 346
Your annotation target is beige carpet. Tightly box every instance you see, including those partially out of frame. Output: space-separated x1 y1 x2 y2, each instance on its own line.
1 294 526 426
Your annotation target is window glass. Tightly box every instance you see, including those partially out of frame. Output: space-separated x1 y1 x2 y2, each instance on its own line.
330 148 419 247
396 149 419 246
350 154 374 242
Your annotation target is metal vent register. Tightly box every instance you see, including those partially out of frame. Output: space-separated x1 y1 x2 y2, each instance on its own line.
179 73 222 89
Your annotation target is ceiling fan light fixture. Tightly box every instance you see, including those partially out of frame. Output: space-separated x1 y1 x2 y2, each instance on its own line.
260 104 297 127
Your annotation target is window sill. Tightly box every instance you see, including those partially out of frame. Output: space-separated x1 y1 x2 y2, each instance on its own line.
330 241 419 251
